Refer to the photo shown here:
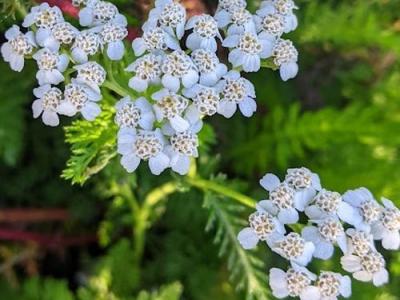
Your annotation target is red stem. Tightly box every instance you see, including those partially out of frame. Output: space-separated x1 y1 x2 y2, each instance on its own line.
0 209 69 223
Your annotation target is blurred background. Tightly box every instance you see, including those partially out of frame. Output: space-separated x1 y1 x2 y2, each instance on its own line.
1 0 400 299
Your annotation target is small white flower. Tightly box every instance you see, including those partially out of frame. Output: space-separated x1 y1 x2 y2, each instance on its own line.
36 22 79 52
71 31 101 63
258 173 299 224
33 48 69 85
270 232 315 266
215 71 257 118
237 207 285 250
302 218 347 260
343 187 383 232
117 128 170 175
125 54 163 92
258 0 298 33
142 0 186 39
305 189 360 225
269 266 317 300
98 22 128 60
346 228 375 256
311 271 352 300
132 27 180 57
151 89 190 132
114 96 155 131
161 50 199 92
23 3 64 29
272 38 299 81
32 84 63 127
1 25 36 72
284 167 321 209
226 7 257 35
191 49 227 86
58 81 102 121
74 61 106 94
224 31 274 72
186 14 221 52
167 129 200 175
214 0 247 28
341 251 389 287
183 84 220 118
370 198 400 250
254 11 285 39
79 0 127 27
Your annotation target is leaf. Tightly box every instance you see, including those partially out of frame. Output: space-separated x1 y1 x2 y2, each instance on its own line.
62 103 117 185
202 176 270 300
136 282 183 300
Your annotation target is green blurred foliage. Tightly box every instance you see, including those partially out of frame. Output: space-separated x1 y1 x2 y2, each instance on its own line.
1 0 400 300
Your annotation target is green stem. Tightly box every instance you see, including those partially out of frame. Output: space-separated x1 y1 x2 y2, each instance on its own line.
103 80 129 97
14 0 27 18
185 177 256 208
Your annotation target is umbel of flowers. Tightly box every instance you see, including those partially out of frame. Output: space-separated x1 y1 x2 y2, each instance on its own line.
1 0 300 176
238 167 400 299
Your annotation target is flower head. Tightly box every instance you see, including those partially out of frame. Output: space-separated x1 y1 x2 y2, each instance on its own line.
346 228 375 256
33 48 69 85
23 3 64 29
79 0 126 27
341 251 389 287
143 0 187 39
132 27 180 57
272 38 299 81
191 49 227 86
271 232 315 266
71 31 101 63
216 71 257 118
269 266 317 299
32 85 63 127
183 84 221 118
74 61 106 94
98 22 128 60
114 96 155 131
117 128 169 175
161 50 199 92
126 54 163 92
313 272 351 300
58 81 102 120
36 22 79 52
186 14 221 52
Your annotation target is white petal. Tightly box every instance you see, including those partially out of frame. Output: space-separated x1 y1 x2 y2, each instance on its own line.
256 200 279 215
237 227 259 249
72 48 88 64
294 189 316 212
132 38 147 56
182 70 199 89
222 34 240 48
149 152 170 175
79 7 94 26
214 10 231 28
35 28 52 47
259 173 281 191
313 240 334 260
278 208 299 224
280 62 298 81
186 33 201 50
341 255 362 273
353 271 373 282
294 242 315 266
170 115 189 133
217 100 237 118
57 54 69 72
81 102 101 121
381 197 396 209
138 112 155 130
5 25 20 40
1 43 13 62
304 205 326 220
300 286 320 300
162 74 180 92
339 275 352 298
171 155 191 175
129 76 149 92
228 49 244 67
32 100 43 118
372 269 389 287
311 173 322 191
242 54 261 72
337 202 362 225
107 41 125 61
301 226 320 243
336 233 348 253
57 101 77 116
238 97 257 117
382 230 400 250
9 54 24 72
42 111 60 127
269 268 289 298
121 154 141 173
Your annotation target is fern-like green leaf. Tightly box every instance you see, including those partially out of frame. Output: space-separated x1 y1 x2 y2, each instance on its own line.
202 177 269 300
136 282 183 300
62 103 117 185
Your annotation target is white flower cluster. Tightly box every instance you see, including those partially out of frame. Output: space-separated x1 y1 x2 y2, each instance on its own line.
117 0 300 175
238 167 400 299
1 1 128 126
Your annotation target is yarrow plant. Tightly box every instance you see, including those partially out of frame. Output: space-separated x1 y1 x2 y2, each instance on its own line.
1 0 300 176
238 167 400 299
